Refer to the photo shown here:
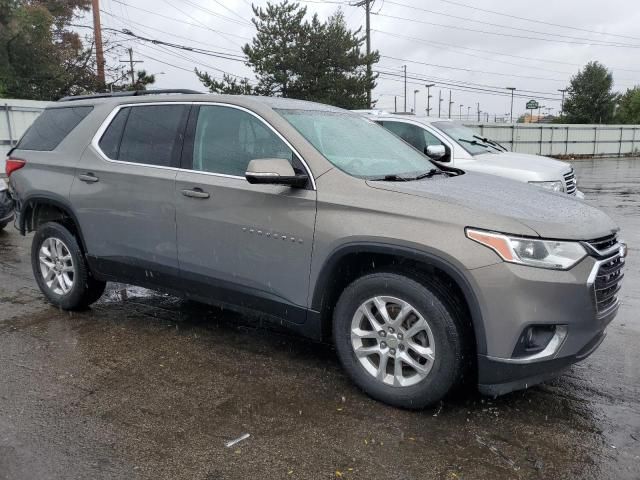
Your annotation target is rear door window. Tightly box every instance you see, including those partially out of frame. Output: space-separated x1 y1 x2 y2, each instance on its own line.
191 105 294 176
102 104 189 167
17 106 93 151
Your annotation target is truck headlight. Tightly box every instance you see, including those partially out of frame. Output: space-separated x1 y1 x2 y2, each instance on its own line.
466 229 587 270
528 180 564 193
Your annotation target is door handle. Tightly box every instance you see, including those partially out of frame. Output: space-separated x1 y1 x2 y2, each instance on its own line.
181 188 210 199
79 173 99 183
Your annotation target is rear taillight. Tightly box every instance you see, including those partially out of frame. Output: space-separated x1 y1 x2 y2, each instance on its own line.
5 158 26 177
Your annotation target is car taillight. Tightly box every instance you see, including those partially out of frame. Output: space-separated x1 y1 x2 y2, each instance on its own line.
5 158 26 177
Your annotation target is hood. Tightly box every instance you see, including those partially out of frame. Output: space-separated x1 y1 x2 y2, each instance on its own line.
367 171 617 240
467 152 570 182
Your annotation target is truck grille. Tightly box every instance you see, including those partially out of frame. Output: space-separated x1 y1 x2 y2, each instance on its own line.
588 234 624 313
563 169 577 195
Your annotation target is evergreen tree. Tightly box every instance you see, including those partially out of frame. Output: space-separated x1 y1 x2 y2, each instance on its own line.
563 61 618 124
197 0 378 107
615 86 640 124
195 70 255 95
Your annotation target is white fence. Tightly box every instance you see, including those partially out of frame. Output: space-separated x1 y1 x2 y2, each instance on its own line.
464 123 640 158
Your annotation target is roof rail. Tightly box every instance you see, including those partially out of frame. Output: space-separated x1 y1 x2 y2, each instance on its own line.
58 89 204 102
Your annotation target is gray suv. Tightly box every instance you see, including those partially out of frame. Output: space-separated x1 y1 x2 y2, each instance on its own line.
7 92 626 408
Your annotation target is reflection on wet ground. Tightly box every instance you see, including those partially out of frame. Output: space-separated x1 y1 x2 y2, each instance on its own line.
1 158 639 479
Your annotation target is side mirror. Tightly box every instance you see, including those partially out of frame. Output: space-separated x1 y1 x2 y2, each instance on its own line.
425 145 447 161
245 158 308 188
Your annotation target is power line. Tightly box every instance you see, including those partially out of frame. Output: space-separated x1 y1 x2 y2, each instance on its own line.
382 0 640 46
376 70 562 102
379 53 567 83
372 31 640 75
372 12 640 48
100 9 245 53
433 0 640 42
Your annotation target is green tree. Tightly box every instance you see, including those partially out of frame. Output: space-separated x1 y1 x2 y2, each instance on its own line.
615 86 640 124
562 61 618 124
300 10 378 109
195 70 254 95
242 0 308 97
111 69 156 92
0 0 99 100
204 0 378 108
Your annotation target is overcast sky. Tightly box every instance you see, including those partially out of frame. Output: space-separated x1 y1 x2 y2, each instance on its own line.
77 0 640 120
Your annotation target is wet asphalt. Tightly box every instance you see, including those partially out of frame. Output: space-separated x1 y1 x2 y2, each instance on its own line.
0 158 639 480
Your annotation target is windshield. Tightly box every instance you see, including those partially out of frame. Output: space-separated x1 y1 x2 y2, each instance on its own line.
276 109 436 179
431 121 495 156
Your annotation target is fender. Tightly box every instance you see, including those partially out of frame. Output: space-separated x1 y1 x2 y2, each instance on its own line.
18 192 89 253
311 241 488 355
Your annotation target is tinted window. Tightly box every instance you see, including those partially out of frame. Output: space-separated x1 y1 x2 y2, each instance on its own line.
432 121 494 155
18 106 93 151
117 105 189 167
193 106 293 176
98 108 130 159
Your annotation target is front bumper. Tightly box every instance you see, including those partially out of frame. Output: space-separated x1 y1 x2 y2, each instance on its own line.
470 254 621 395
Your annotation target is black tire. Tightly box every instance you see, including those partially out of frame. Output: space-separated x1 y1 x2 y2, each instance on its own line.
333 272 465 409
31 222 106 310
0 221 7 231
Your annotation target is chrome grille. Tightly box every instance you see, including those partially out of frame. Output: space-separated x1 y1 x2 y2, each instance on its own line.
588 234 625 313
563 168 577 195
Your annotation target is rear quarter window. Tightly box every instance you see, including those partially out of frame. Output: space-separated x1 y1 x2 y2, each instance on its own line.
17 106 93 151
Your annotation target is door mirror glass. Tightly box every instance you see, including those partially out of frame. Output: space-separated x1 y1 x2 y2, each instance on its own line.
245 158 308 188
425 144 446 160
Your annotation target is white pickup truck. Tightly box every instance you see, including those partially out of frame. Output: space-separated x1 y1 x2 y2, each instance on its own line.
359 111 583 199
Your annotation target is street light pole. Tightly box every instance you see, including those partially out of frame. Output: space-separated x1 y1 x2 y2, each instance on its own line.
467 106 471 121
558 89 567 117
459 104 463 120
425 83 435 116
506 87 516 123
413 89 419 113
448 90 453 119
438 90 443 118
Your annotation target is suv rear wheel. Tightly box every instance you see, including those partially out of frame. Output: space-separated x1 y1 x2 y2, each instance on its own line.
333 272 465 409
32 222 106 310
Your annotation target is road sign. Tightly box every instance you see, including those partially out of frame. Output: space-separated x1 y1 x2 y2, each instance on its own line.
526 100 539 110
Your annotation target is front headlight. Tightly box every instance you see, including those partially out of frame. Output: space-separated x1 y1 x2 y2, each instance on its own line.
528 180 564 193
466 229 587 270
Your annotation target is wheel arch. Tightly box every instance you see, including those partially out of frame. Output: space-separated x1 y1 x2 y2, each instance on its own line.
19 193 88 253
311 242 487 355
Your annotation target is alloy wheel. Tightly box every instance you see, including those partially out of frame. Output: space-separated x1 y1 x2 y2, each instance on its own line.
351 296 436 387
39 237 75 295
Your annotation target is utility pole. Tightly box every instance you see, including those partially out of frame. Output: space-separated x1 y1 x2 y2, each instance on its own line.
91 0 105 88
425 83 434 116
477 102 480 122
448 90 453 119
558 89 567 117
438 90 443 118
120 48 143 87
506 87 516 123
403 65 407 112
364 0 372 108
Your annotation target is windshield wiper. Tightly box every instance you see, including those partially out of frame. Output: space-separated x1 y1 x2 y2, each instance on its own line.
415 169 449 179
473 135 507 152
371 174 411 181
457 138 493 149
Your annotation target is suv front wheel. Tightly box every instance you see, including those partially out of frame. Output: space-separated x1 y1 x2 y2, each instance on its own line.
32 222 106 310
333 272 465 409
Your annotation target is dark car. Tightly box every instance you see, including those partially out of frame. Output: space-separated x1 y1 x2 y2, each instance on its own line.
0 180 14 231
